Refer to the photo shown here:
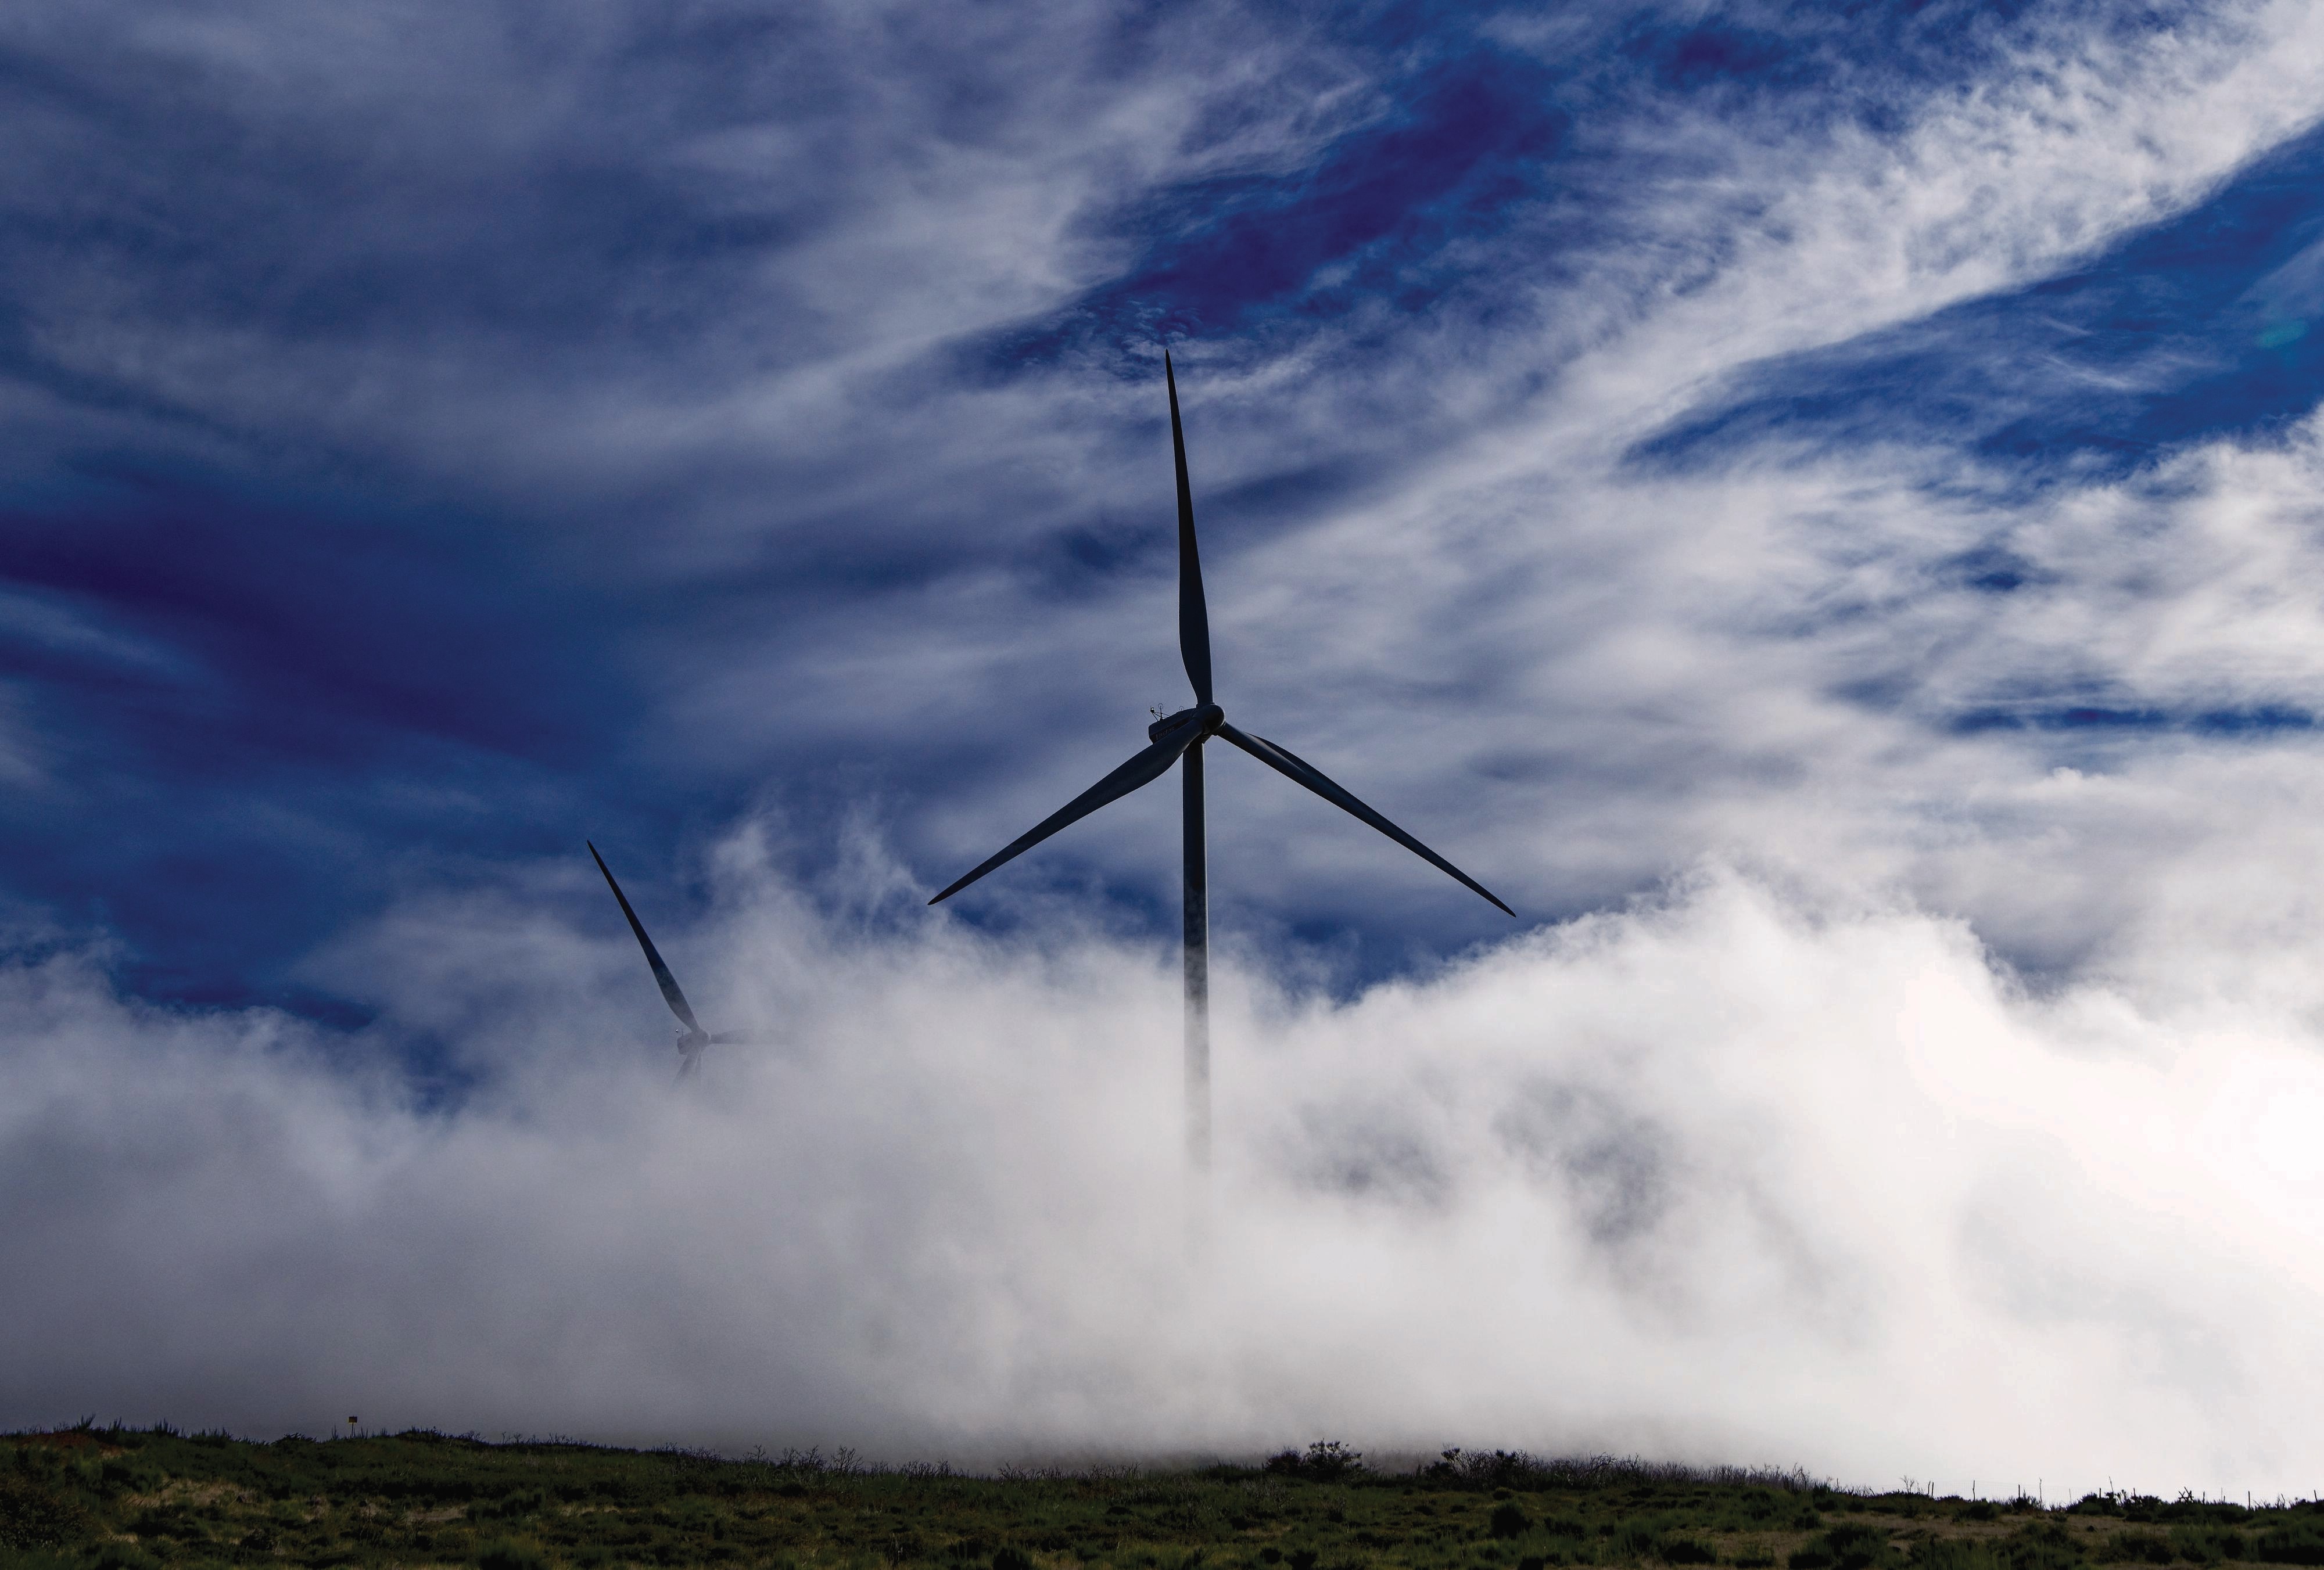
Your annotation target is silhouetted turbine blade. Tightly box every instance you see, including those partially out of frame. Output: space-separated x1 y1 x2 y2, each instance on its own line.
1215 722 1514 916
929 723 1203 905
706 1031 768 1045
1166 351 1213 707
587 841 704 1034
675 1050 700 1084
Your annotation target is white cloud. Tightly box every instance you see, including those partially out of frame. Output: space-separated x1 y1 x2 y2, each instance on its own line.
10 0 2324 1488
5 844 2321 1494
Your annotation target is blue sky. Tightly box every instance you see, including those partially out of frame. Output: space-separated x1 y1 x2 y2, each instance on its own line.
9 0 2316 1022
7 0 2324 1482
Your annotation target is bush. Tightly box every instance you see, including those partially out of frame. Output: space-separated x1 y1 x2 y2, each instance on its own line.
474 1539 548 1570
1911 1544 2002 1570
1263 1443 1367 1483
993 1551 1034 1570
2257 1524 2324 1566
0 1553 85 1570
2104 1533 2174 1565
2169 1525 2246 1564
1662 1540 1718 1564
1612 1522 1670 1560
1792 1524 1900 1570
1490 1504 1533 1540
0 1472 88 1550
1995 1524 2085 1570
88 1546 161 1570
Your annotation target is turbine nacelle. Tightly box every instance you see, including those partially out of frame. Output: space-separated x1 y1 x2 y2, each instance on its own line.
589 840 777 1083
1147 703 1224 742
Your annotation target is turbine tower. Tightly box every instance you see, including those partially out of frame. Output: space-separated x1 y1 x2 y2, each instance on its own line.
928 353 1511 1174
589 842 769 1080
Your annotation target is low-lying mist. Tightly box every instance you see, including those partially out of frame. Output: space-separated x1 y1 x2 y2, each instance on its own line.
2 829 2319 1501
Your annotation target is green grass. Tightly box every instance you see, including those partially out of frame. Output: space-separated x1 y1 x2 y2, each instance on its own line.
2 1428 2319 1570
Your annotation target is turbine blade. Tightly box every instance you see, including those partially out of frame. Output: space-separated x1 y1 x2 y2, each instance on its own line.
675 1050 699 1085
1166 351 1213 707
588 842 704 1034
929 722 1202 905
1214 721 1513 916
705 1030 768 1045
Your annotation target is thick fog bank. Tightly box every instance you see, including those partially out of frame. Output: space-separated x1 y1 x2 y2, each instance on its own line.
2 854 2317 1498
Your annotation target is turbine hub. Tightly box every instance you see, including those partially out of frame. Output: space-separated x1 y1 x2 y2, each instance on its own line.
1148 703 1225 741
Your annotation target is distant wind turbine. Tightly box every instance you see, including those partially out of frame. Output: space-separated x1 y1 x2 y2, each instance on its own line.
929 351 1511 1174
589 842 769 1081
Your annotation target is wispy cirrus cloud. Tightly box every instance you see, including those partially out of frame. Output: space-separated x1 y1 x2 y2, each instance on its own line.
8 0 2324 1001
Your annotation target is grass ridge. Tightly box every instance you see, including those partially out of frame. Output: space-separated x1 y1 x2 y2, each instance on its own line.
3 1425 2319 1570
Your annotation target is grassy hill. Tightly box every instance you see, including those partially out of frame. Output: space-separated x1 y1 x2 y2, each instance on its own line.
3 1427 2319 1570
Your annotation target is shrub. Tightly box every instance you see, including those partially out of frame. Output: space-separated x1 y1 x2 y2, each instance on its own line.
2169 1525 2246 1564
2103 1533 2174 1565
1791 1524 1900 1570
482 1488 548 1520
993 1551 1035 1570
1263 1444 1367 1483
1611 1522 1669 1560
1994 1524 2085 1570
1491 1504 1533 1540
89 1545 161 1570
2257 1524 2324 1566
0 1471 89 1550
1911 1543 2003 1570
474 1538 548 1570
1662 1539 1717 1564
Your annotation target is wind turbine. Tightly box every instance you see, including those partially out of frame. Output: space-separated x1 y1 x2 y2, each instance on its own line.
589 842 768 1081
928 352 1511 1173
